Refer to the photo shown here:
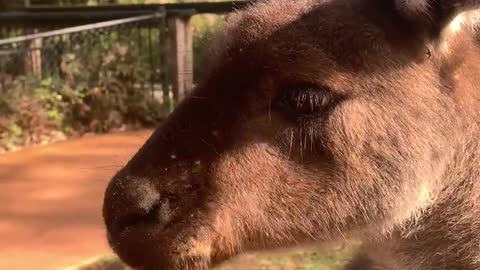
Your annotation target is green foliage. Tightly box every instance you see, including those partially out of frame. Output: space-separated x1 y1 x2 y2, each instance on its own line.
0 33 167 152
0 1 230 152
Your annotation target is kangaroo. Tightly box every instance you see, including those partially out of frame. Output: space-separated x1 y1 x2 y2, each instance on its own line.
102 0 480 269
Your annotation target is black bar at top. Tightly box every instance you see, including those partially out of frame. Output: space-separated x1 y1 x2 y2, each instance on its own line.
0 1 256 27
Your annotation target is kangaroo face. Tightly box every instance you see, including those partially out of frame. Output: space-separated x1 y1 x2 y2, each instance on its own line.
103 1 480 269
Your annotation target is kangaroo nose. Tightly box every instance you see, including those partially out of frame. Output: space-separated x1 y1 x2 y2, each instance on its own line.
103 175 167 236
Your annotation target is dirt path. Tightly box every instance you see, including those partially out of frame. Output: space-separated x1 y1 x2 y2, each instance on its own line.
0 130 153 270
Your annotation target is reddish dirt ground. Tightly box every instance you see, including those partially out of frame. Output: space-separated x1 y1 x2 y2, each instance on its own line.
0 130 153 270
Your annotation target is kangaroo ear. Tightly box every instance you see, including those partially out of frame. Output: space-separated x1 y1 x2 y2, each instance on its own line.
395 0 480 39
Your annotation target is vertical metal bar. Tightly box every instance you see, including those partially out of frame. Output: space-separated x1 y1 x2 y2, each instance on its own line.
148 22 154 97
183 16 193 94
137 22 145 92
159 9 168 103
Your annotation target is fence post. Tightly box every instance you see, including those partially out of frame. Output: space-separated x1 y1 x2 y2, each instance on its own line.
167 10 194 102
23 28 42 77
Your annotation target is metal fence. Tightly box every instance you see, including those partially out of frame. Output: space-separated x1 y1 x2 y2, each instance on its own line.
0 11 172 104
0 3 252 152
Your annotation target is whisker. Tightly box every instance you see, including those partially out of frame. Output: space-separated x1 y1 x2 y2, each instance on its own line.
299 128 304 163
268 99 272 123
288 129 294 159
200 138 219 155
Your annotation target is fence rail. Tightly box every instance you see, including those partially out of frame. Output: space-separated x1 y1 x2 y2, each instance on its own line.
0 1 253 27
0 11 171 101
0 12 165 46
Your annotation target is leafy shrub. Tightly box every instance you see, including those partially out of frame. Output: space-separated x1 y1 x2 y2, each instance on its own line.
0 13 226 152
0 37 167 152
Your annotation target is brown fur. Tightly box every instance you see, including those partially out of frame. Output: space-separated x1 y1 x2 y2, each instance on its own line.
102 0 480 269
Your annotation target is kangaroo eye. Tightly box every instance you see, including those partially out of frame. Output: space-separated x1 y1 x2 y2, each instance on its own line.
278 85 335 116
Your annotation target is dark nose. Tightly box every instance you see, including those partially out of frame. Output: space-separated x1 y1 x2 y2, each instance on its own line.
102 161 212 270
103 158 208 239
103 174 164 237
102 171 179 269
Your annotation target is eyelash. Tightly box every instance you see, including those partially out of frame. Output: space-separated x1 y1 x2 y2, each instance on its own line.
277 86 337 118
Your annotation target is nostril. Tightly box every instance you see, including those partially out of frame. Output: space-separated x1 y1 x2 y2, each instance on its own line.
132 179 161 212
142 198 174 227
104 176 163 233
103 173 202 238
115 197 176 234
116 201 161 231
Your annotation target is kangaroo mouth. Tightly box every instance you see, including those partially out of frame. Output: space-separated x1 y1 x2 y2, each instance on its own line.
106 207 162 265
106 203 215 270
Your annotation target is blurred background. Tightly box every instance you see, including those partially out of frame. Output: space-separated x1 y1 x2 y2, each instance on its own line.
0 1 356 269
